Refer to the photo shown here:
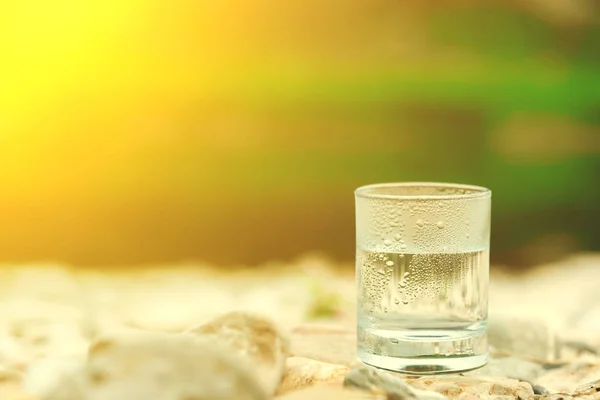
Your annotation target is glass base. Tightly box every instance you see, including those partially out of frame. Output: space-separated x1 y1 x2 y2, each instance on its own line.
358 351 488 374
357 323 488 374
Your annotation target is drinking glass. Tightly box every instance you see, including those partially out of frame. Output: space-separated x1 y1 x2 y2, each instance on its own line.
355 182 491 374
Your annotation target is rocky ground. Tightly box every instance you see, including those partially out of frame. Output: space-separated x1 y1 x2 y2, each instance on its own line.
0 252 599 399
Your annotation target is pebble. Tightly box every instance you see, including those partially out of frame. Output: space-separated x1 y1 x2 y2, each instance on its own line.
0 337 27 370
406 376 534 399
0 256 599 399
42 329 268 400
575 379 600 396
536 364 600 393
0 365 22 382
20 322 89 359
276 385 384 399
571 305 600 334
185 311 290 396
344 365 448 400
278 357 349 395
22 356 84 399
480 397 519 400
563 340 599 357
559 331 600 363
427 381 462 396
532 384 551 395
0 382 37 400
488 314 559 362
466 356 545 382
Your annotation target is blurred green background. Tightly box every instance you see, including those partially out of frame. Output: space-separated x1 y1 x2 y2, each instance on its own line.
0 0 598 268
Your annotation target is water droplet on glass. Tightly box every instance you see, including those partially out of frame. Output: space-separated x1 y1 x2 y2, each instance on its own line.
394 233 402 241
437 221 445 229
394 298 400 305
402 299 409 305
383 239 393 246
385 260 394 267
399 243 407 250
383 307 388 313
389 338 399 344
416 219 425 227
466 233 470 238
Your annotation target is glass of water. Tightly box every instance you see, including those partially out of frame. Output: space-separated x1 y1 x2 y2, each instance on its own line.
355 182 491 374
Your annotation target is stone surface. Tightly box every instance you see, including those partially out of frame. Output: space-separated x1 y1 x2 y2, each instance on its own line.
574 378 600 397
344 365 448 400
276 385 384 400
42 329 268 400
406 376 534 399
0 382 37 400
344 363 536 399
466 356 545 382
489 254 600 340
534 395 600 400
0 253 598 399
0 366 32 400
278 357 349 395
185 311 290 396
532 383 551 395
0 337 27 371
487 314 558 362
289 324 357 366
22 356 84 399
536 364 600 394
0 365 22 383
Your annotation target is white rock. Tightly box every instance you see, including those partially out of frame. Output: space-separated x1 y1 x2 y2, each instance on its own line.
488 314 558 362
344 365 448 400
22 356 84 399
0 382 37 400
406 376 534 399
573 305 600 333
278 357 349 395
22 323 89 359
536 364 600 393
0 337 26 369
276 385 384 399
0 365 22 383
186 311 290 396
42 329 268 400
466 356 545 382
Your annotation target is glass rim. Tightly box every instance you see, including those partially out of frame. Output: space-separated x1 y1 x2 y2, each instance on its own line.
355 182 491 201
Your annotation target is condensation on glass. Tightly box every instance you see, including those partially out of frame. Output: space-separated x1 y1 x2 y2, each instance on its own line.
355 182 491 374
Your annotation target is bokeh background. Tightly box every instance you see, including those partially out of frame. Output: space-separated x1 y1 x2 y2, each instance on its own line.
0 0 598 268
